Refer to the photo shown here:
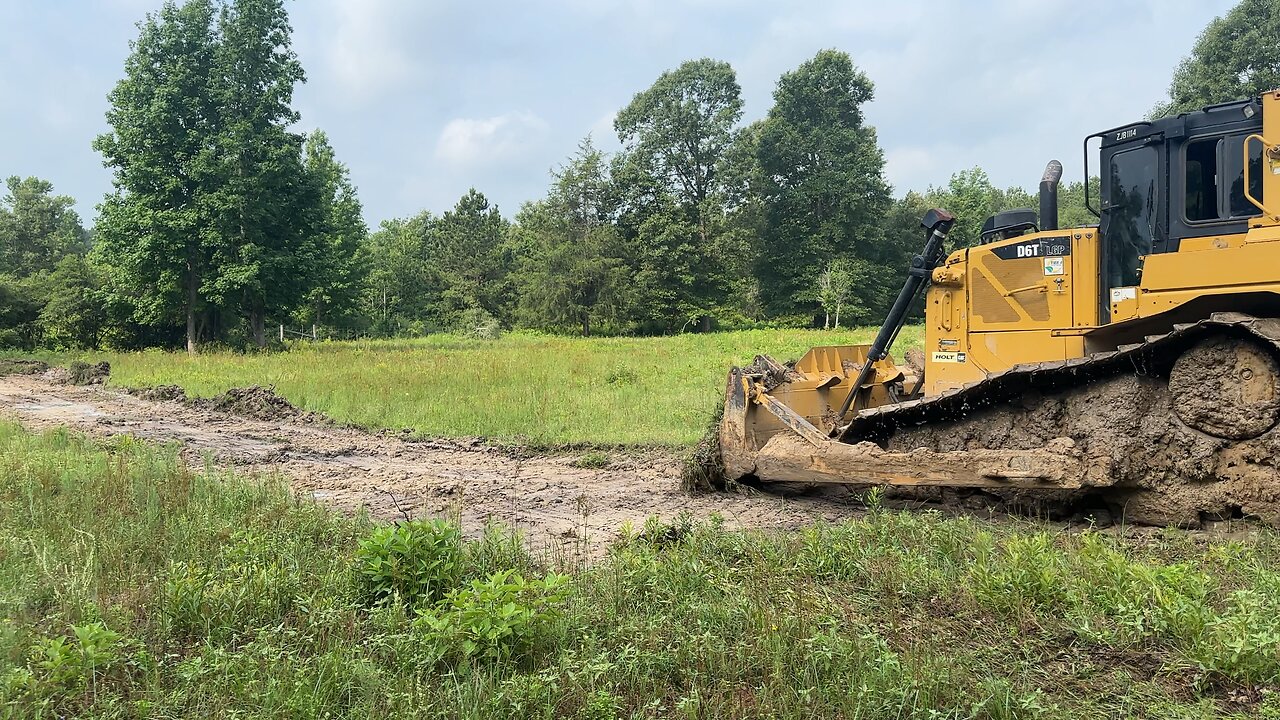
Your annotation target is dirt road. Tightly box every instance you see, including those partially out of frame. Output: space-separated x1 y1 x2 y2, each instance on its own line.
0 373 871 551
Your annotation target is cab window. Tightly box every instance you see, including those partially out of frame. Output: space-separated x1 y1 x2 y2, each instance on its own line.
1184 138 1219 221
1106 146 1157 289
1226 134 1264 218
1183 133 1263 222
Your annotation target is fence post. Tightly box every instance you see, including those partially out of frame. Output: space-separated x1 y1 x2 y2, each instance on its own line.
279 324 284 342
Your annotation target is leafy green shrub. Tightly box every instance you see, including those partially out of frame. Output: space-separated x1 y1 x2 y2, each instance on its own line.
1067 535 1214 643
968 531 1068 613
576 689 623 720
36 623 121 686
408 570 571 666
159 531 305 640
484 671 562 720
355 519 463 606
455 307 502 340
7 622 136 704
1187 587 1280 684
603 364 637 385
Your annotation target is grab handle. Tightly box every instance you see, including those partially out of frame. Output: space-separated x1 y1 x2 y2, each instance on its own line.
1243 134 1280 221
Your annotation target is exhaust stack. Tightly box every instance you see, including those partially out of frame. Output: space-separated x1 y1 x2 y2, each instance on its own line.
1039 159 1062 231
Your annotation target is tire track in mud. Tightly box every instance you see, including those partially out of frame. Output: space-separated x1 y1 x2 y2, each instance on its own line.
0 374 871 553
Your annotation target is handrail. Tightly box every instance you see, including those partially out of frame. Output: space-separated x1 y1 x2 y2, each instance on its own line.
1243 134 1280 222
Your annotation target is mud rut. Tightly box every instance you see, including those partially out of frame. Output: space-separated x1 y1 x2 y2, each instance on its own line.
0 374 887 553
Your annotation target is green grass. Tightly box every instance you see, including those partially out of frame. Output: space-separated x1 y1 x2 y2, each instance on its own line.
2 421 1278 718
54 327 923 447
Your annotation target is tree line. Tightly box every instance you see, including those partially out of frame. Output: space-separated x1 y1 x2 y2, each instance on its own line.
1 0 1272 351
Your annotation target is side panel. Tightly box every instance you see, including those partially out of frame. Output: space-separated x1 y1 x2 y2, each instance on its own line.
968 234 1075 332
925 256 982 393
1070 230 1101 328
966 330 1084 374
1112 230 1280 323
924 229 1100 394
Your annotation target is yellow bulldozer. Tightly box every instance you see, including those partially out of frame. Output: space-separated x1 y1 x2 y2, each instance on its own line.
721 91 1280 526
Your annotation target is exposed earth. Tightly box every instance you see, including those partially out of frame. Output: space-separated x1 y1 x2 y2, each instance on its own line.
0 371 886 553
4 363 1266 553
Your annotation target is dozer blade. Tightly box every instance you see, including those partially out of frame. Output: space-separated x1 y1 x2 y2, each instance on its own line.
719 355 1111 491
719 347 907 479
752 434 1104 488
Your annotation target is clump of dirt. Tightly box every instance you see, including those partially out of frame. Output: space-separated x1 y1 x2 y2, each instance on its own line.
131 385 188 402
67 361 110 386
0 359 50 376
196 386 325 423
903 348 926 376
744 355 801 392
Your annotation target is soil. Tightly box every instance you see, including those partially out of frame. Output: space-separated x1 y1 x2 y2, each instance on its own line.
0 373 888 554
191 385 326 423
0 359 49 376
887 367 1280 527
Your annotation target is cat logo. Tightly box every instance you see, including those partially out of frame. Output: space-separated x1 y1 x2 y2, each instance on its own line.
931 351 967 363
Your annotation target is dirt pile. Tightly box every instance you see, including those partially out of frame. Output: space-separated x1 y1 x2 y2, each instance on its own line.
130 385 188 402
0 359 49 376
67 361 110 385
35 361 110 386
195 385 325 423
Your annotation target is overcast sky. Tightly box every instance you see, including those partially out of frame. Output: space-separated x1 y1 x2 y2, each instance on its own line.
0 0 1238 229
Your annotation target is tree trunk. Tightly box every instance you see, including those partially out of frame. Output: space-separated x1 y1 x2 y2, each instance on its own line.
185 262 198 355
824 311 830 330
250 311 266 349
186 302 197 355
581 312 591 337
834 300 841 330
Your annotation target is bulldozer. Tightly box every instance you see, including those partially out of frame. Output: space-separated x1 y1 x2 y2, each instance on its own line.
721 91 1280 526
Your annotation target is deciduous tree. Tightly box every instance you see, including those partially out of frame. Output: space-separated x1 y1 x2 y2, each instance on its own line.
0 177 88 276
299 130 368 330
1155 0 1280 116
755 49 891 322
614 58 743 331
93 0 219 353
204 0 320 348
515 138 631 336
39 254 106 349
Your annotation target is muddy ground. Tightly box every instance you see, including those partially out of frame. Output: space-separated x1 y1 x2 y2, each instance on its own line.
0 372 895 553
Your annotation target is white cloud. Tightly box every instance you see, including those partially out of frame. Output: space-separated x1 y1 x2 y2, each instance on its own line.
587 111 621 150
435 112 550 167
309 0 423 104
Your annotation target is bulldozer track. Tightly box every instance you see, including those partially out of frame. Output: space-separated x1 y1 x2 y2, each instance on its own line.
838 312 1280 526
846 312 1280 443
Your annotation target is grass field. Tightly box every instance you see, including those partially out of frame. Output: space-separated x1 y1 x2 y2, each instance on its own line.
58 327 924 447
2 421 1277 719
